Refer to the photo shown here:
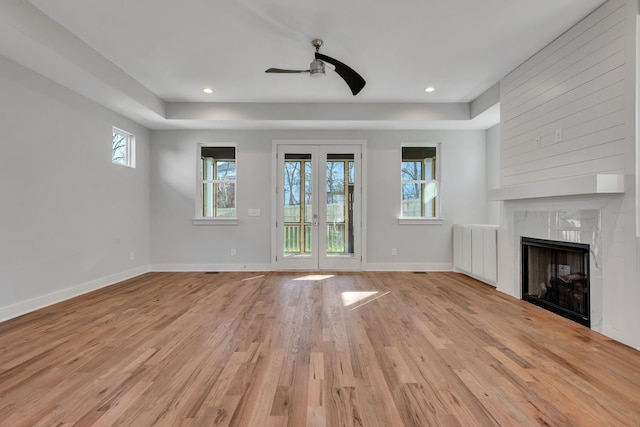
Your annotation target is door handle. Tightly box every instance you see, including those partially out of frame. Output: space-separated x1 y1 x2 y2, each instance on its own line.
313 214 318 226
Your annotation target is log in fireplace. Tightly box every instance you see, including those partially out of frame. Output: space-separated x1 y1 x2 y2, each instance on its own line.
521 237 590 327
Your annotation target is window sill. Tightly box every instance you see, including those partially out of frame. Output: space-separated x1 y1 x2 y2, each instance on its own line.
112 161 135 169
192 218 239 226
398 217 445 225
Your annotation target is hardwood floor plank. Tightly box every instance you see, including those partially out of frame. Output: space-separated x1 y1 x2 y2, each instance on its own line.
354 366 404 427
307 351 324 407
1 271 640 426
327 386 363 427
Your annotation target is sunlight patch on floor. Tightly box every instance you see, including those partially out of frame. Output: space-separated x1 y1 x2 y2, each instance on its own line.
341 291 379 307
293 274 335 281
241 275 265 282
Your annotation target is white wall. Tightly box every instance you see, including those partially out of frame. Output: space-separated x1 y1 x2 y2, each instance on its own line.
150 130 272 270
366 130 488 270
0 55 150 321
486 123 501 224
149 129 488 271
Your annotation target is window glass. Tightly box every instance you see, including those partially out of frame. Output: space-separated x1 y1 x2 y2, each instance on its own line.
199 145 236 218
112 127 135 168
401 146 439 218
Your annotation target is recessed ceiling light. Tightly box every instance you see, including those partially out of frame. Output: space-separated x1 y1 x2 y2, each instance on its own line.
425 86 435 93
203 88 214 94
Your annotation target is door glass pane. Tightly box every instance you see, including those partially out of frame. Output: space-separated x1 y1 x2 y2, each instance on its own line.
284 161 301 223
305 161 313 223
284 154 312 256
326 154 354 256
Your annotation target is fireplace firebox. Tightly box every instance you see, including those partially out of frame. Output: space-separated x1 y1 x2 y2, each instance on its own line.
521 237 590 327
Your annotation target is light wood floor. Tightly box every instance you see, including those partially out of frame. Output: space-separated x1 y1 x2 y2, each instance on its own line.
1 272 640 426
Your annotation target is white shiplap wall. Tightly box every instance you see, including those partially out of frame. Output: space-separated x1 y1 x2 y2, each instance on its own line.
500 0 627 187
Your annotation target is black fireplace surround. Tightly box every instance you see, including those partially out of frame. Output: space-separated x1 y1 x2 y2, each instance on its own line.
521 237 590 327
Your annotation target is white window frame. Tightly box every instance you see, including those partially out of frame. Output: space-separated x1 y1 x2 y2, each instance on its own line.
111 127 135 168
399 142 443 225
193 143 238 225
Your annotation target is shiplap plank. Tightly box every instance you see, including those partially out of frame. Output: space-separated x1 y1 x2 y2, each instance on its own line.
501 0 625 92
503 140 626 178
502 4 625 109
505 17 624 120
502 64 625 136
502 109 625 162
503 49 625 126
502 124 625 169
502 94 625 154
503 56 624 129
502 155 624 187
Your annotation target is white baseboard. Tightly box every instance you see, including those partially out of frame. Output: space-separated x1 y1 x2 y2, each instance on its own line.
0 266 149 323
150 263 272 272
365 262 453 272
151 263 454 273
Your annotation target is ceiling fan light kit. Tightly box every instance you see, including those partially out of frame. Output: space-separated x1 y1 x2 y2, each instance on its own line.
265 39 366 95
309 59 325 78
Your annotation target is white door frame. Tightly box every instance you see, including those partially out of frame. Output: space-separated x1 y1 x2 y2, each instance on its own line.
271 139 367 271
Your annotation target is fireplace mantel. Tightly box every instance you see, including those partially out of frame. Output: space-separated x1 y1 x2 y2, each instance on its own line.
488 174 624 201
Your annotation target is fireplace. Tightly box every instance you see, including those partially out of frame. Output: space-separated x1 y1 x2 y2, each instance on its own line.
521 237 590 327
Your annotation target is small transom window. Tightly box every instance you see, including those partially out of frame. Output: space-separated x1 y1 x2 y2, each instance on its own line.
112 127 135 168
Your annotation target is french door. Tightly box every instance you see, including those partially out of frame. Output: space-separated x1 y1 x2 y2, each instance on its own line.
275 144 362 270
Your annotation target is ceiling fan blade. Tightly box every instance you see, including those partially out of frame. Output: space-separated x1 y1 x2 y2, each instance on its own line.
315 52 366 95
265 68 310 73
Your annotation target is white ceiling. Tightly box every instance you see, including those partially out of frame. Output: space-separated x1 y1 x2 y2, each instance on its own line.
0 0 607 129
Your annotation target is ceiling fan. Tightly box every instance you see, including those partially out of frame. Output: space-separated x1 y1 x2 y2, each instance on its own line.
265 39 366 96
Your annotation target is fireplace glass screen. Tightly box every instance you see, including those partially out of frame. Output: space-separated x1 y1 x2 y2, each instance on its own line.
521 237 590 327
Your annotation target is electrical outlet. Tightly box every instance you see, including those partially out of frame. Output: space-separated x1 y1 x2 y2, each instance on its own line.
391 248 397 256
231 248 236 256
535 137 541 148
555 129 562 142
129 251 134 261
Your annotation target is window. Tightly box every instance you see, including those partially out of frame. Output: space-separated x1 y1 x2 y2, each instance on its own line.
197 145 236 220
111 127 135 167
401 145 439 219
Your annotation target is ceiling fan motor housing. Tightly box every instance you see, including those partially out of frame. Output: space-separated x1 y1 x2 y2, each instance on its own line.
310 59 325 78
